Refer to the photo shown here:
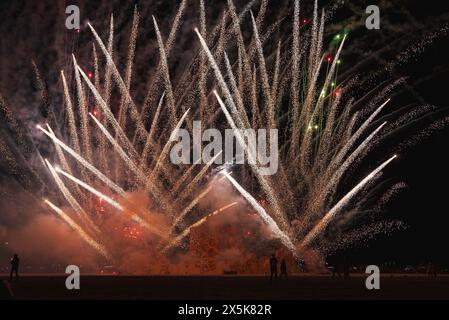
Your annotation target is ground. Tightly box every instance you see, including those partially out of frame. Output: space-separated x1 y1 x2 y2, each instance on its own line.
1 274 449 300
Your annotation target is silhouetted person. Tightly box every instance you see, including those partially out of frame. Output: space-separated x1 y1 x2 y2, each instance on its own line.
270 254 278 280
9 254 19 281
329 255 341 278
280 258 288 279
427 261 437 278
298 259 307 272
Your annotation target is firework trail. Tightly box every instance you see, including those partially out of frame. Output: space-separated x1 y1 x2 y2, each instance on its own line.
46 125 74 177
37 125 125 195
45 125 84 199
222 171 296 254
171 157 202 195
178 151 223 200
76 64 139 161
72 56 93 165
56 167 123 211
250 11 273 129
141 0 187 121
290 0 301 135
31 61 56 131
118 6 139 130
145 108 190 192
195 28 249 129
152 16 178 126
103 14 114 108
330 99 391 170
139 92 165 171
55 166 164 237
1 1 446 272
87 23 149 145
223 53 249 128
323 121 387 202
170 181 217 231
198 0 207 120
214 90 289 230
163 202 239 253
60 71 81 155
299 155 397 250
44 200 110 259
89 112 146 184
44 159 99 234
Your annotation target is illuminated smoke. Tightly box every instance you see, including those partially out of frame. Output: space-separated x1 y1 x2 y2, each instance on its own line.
222 171 296 255
44 200 110 259
1 1 443 274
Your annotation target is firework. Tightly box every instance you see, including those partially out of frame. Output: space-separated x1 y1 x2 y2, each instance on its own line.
298 155 397 250
163 201 239 253
44 200 110 259
222 171 296 254
0 1 445 273
37 125 125 195
44 159 99 235
56 167 123 211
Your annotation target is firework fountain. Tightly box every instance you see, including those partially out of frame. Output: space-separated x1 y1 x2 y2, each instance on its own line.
0 0 447 273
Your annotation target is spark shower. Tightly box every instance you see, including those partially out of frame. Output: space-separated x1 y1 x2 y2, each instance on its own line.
0 0 447 274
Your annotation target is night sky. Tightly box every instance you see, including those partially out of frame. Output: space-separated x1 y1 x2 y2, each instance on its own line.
1 0 449 268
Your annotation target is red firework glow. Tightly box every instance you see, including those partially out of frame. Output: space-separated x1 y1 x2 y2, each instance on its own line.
123 226 142 240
